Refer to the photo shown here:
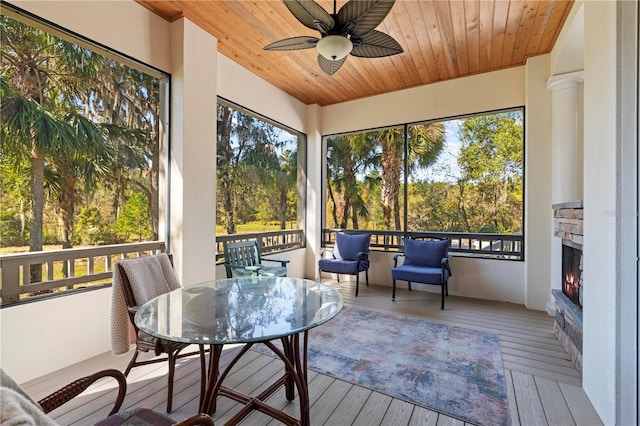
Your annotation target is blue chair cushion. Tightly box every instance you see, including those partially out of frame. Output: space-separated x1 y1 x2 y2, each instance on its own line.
319 258 370 274
391 264 449 284
334 233 371 261
403 239 449 268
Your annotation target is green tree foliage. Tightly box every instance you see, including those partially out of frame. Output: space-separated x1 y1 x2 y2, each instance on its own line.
116 193 151 242
456 112 523 233
75 206 107 245
326 111 523 235
1 15 161 258
216 104 300 234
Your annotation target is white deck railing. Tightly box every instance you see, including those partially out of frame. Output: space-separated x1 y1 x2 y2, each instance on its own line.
0 241 166 305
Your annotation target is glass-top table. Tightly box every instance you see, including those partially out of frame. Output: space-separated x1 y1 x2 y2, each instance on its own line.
135 277 343 425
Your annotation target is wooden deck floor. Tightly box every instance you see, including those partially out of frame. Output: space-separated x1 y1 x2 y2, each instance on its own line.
21 281 603 425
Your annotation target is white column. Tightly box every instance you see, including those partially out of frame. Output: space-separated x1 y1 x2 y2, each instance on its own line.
169 18 218 285
548 71 584 203
546 71 583 314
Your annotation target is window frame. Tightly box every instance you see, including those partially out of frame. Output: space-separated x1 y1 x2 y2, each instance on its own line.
321 106 526 261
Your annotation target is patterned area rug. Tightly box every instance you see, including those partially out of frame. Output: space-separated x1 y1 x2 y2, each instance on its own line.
256 306 509 426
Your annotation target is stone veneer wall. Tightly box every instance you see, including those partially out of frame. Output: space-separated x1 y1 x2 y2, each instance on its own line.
553 200 584 248
552 200 583 373
553 289 583 372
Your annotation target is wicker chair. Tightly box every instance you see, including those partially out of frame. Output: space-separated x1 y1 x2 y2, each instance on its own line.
0 368 213 425
115 254 203 413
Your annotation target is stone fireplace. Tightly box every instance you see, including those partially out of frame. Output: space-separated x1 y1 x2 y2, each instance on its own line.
552 200 583 372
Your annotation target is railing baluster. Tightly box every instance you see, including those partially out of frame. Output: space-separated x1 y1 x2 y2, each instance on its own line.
1 241 167 305
320 229 523 260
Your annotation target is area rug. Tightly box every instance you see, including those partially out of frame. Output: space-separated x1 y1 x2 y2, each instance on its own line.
254 306 509 426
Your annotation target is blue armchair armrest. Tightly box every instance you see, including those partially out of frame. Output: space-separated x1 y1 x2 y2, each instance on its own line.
441 257 452 276
393 253 405 267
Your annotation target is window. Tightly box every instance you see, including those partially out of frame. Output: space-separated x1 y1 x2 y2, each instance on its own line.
323 108 524 259
215 99 306 258
0 6 169 300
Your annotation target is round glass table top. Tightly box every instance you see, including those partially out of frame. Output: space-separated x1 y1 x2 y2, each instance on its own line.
134 277 344 345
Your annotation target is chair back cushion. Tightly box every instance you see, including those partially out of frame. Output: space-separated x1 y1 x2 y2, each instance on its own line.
119 254 180 305
334 233 371 261
403 238 449 268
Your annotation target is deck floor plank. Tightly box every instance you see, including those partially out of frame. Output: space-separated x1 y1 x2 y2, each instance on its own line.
353 391 393 426
559 382 604 426
535 376 576 426
19 281 602 425
380 398 414 426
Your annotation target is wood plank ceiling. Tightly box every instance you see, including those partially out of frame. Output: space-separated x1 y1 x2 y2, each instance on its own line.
136 0 574 106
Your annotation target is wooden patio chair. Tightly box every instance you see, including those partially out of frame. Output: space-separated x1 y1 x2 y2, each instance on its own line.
113 254 203 413
0 368 214 425
223 239 289 278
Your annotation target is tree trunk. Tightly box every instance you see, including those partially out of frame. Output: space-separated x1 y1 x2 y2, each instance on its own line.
457 180 471 232
218 107 236 234
59 177 76 250
327 183 339 228
380 137 402 230
150 135 160 240
340 198 350 229
351 204 359 229
29 144 44 282
279 182 287 229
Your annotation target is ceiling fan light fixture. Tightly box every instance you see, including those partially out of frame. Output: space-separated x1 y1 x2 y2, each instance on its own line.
316 35 353 61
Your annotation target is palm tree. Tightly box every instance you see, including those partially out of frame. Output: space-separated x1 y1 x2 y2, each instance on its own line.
376 124 445 230
51 112 112 249
326 133 378 229
1 17 109 280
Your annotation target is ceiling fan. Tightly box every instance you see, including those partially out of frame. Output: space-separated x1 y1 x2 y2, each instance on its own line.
264 0 403 75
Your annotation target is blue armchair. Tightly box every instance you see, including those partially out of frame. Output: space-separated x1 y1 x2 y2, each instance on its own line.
318 233 371 297
391 238 452 309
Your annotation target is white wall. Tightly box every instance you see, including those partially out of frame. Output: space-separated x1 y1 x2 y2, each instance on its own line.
325 251 525 304
582 1 618 423
0 288 113 383
217 55 307 133
524 55 553 311
8 0 172 73
321 67 525 135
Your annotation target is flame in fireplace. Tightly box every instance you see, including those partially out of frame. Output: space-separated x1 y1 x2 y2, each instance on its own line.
565 272 578 298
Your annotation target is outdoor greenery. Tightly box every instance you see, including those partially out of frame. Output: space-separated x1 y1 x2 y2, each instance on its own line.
1 15 162 270
1 10 521 277
325 110 524 234
216 102 301 235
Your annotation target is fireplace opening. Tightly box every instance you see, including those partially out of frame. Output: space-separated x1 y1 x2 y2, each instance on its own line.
562 244 582 307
